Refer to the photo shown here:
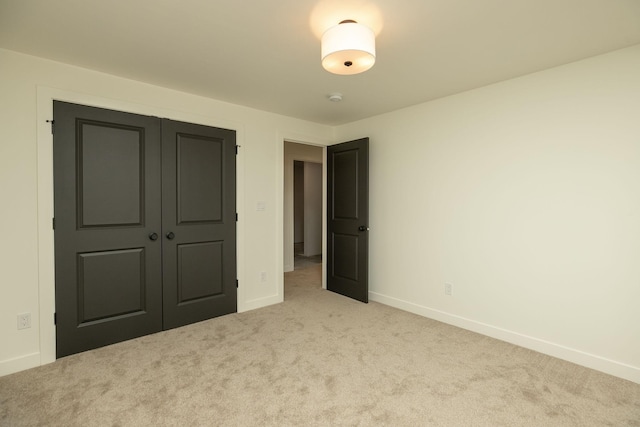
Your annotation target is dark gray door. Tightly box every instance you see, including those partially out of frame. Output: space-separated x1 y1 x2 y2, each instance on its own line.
54 102 237 357
54 101 163 357
161 119 237 329
327 138 369 302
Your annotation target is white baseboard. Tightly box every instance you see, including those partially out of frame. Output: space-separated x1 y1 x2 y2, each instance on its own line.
0 352 41 377
5 294 637 384
369 291 640 384
241 294 283 313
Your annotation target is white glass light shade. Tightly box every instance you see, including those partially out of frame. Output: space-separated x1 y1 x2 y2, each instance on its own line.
321 21 376 75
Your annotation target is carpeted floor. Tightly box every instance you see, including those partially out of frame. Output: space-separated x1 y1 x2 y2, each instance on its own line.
293 242 322 270
1 264 639 426
294 254 322 270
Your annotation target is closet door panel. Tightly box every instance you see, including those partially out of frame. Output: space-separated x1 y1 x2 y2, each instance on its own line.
161 119 237 329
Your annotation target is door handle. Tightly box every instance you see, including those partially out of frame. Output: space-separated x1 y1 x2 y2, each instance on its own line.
149 232 159 241
166 231 175 240
358 226 369 232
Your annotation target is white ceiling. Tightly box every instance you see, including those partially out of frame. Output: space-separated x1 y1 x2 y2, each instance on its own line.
1 0 639 125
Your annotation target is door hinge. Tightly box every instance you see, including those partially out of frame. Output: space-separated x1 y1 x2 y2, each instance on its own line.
235 145 239 155
236 279 239 288
235 213 238 222
46 119 55 134
54 312 57 325
52 218 55 230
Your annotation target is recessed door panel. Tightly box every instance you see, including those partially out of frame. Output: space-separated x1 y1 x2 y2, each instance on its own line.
331 233 358 282
332 149 359 220
177 134 223 224
78 122 144 228
78 249 145 324
177 241 223 303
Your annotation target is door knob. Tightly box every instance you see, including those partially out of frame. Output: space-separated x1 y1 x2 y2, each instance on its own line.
149 232 159 241
166 231 175 240
358 226 369 232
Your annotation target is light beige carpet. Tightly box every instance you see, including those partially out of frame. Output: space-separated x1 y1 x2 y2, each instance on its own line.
1 264 639 426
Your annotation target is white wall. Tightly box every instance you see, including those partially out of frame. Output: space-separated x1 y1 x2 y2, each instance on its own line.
303 162 323 257
0 48 333 375
335 45 640 383
283 142 324 272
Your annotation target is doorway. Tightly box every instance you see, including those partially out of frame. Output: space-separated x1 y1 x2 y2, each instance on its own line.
283 142 324 292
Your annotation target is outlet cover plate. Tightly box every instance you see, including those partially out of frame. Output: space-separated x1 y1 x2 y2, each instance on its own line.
17 313 31 330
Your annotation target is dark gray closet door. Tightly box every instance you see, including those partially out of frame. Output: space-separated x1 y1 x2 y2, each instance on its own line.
54 103 238 357
161 119 237 329
53 101 163 358
327 138 369 303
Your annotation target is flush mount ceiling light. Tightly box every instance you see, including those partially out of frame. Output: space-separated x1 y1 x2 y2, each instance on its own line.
321 20 376 75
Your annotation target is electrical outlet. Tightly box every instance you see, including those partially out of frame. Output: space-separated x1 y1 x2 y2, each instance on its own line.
260 271 267 283
444 283 453 296
17 313 31 330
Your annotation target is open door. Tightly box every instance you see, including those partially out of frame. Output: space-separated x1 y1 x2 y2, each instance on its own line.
326 138 369 302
